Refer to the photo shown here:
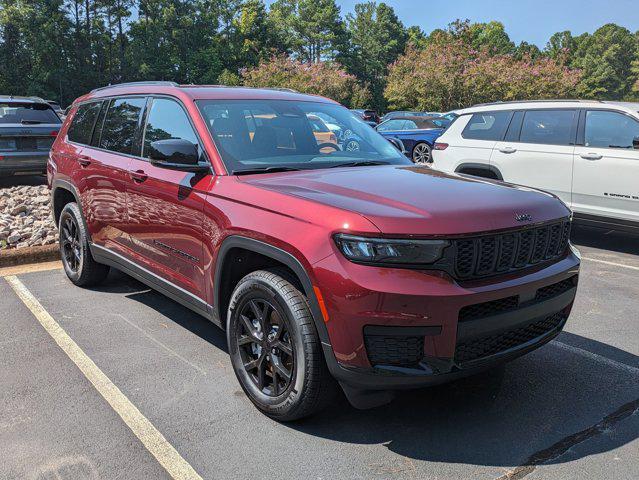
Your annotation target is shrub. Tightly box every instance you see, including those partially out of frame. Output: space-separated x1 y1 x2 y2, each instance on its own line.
241 55 370 107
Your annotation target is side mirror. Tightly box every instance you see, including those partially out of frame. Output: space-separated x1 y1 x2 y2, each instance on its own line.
148 139 207 172
634 137 639 150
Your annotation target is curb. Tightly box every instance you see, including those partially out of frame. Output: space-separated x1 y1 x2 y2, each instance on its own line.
0 244 60 268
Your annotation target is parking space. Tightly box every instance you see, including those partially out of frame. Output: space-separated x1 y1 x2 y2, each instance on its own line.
1 226 638 480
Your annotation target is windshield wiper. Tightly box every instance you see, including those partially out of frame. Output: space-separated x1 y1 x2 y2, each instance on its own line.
20 120 44 125
329 160 390 168
232 166 303 176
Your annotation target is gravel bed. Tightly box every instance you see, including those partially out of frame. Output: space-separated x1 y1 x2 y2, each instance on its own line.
0 185 58 250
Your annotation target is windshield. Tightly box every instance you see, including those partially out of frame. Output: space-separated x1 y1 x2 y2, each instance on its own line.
197 100 409 173
0 102 61 124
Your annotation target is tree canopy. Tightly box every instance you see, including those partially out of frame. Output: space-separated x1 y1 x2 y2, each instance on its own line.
1 1 638 110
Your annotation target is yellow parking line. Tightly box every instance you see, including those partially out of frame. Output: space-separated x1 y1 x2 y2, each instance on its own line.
5 275 203 480
0 260 62 277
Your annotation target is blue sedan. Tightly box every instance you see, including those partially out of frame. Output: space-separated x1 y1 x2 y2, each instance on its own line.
375 116 450 164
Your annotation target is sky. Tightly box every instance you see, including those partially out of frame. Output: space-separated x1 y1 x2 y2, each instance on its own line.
265 0 639 47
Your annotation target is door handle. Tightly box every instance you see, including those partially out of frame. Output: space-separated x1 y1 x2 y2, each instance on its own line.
77 155 91 167
498 147 517 154
130 170 148 183
580 153 603 160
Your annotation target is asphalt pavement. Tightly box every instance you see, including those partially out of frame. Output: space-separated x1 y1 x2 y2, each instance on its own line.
1 225 638 480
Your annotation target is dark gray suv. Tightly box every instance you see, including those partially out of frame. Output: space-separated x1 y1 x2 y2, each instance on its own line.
0 96 61 176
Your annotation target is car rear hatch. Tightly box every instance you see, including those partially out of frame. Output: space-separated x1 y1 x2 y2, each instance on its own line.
0 101 61 162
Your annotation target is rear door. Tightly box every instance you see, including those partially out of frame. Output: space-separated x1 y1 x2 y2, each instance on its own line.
572 109 639 223
444 110 512 176
124 96 212 300
491 109 577 205
71 97 146 255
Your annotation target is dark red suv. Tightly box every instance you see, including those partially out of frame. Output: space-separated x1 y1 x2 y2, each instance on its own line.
49 82 580 420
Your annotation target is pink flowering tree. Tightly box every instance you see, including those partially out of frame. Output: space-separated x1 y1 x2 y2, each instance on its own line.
385 40 582 111
241 55 371 107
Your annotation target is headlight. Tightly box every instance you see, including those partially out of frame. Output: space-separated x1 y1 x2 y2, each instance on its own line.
334 234 449 265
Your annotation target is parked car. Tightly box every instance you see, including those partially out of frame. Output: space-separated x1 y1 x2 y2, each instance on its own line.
381 111 438 122
0 96 62 176
49 82 580 420
350 108 381 126
432 100 639 233
376 116 448 163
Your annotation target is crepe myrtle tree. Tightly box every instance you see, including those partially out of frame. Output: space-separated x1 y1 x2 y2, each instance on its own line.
385 40 582 112
241 54 371 108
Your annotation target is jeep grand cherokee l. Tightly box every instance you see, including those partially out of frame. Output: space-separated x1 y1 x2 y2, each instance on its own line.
49 82 580 421
1 96 61 176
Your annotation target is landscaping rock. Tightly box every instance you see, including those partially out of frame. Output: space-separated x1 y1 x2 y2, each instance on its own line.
0 184 57 251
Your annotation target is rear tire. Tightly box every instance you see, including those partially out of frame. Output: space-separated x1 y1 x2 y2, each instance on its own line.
227 269 337 421
412 142 432 164
59 202 109 286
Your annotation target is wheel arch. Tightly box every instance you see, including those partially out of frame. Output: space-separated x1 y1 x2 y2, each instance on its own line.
213 236 332 348
455 162 503 180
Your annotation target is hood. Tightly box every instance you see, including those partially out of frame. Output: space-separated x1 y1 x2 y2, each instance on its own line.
242 165 571 235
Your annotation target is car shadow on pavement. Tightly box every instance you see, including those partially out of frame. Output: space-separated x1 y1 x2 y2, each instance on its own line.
571 225 639 256
288 332 639 470
96 270 639 471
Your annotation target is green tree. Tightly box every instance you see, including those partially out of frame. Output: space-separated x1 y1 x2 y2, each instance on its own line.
571 24 638 99
269 0 346 62
339 2 407 110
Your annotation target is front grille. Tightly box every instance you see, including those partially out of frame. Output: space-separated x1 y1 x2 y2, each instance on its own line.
452 220 571 280
535 276 577 301
455 312 566 364
459 295 519 322
364 334 424 367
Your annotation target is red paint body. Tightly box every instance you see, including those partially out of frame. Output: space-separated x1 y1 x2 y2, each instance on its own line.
49 85 580 386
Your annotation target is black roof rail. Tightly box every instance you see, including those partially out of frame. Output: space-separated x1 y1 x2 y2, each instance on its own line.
471 99 602 107
90 81 179 93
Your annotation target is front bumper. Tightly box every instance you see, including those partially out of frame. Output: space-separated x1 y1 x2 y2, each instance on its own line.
313 247 580 390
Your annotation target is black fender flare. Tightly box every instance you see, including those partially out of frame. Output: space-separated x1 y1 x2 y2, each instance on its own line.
213 235 332 350
454 162 503 180
51 179 92 239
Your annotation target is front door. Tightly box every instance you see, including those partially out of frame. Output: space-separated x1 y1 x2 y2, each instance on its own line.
125 97 213 300
573 109 639 223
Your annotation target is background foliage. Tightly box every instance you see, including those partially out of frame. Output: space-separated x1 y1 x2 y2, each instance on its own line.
1 0 638 111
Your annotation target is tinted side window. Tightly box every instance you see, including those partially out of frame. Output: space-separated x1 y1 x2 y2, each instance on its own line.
585 110 639 149
142 98 198 158
462 112 511 141
99 97 146 155
67 102 102 145
520 110 576 146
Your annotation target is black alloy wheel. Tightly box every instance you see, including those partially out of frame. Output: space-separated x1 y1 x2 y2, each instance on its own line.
60 213 82 273
236 297 295 397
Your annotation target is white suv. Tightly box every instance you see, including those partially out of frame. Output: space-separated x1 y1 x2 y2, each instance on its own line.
432 100 639 232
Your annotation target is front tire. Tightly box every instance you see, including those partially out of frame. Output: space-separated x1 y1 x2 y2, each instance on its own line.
59 202 110 286
412 142 432 164
227 269 336 421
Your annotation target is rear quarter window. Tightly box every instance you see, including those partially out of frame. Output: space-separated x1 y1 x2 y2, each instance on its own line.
67 102 102 145
461 111 511 141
